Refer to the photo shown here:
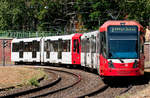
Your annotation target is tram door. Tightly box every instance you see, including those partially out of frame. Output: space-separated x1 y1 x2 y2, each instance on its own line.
19 41 23 58
72 38 81 64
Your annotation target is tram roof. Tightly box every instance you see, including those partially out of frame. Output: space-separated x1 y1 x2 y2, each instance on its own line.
12 37 41 43
99 20 144 33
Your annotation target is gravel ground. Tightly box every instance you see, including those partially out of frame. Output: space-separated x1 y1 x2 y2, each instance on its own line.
46 68 104 98
30 66 105 98
10 66 105 98
92 71 150 98
2 65 149 98
19 67 78 98
0 69 59 97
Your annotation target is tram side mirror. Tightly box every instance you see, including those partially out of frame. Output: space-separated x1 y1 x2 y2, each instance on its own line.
109 53 112 57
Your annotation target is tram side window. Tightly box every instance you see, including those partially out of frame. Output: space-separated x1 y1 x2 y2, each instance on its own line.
62 40 70 52
29 42 33 51
24 42 28 52
44 40 50 51
100 32 107 57
19 42 24 51
24 42 32 52
81 38 90 52
58 39 62 52
12 43 19 52
87 39 90 52
81 39 85 52
32 41 40 52
36 42 40 51
52 41 58 52
91 36 96 53
44 41 47 51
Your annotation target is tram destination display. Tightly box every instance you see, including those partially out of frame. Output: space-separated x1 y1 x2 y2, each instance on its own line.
108 26 138 33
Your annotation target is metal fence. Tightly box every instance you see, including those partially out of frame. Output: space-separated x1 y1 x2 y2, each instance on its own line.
0 30 72 38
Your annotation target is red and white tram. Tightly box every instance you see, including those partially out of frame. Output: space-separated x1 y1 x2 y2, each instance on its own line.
98 20 145 76
11 20 145 77
11 33 82 65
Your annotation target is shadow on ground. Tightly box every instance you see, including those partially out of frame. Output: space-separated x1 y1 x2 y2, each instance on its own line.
102 71 150 88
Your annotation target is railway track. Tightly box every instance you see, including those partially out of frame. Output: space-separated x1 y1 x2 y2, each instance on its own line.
92 74 150 98
0 65 149 98
0 66 106 98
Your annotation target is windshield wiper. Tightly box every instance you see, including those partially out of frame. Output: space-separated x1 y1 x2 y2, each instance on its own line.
118 58 124 63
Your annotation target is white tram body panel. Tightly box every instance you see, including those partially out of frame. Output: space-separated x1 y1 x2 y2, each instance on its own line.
11 37 43 63
43 34 74 64
81 30 99 69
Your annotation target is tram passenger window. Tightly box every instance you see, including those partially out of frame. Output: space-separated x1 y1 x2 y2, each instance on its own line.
23 42 32 52
24 42 27 51
86 39 90 53
28 42 32 52
37 42 40 51
44 41 50 51
44 41 47 51
91 36 96 53
58 40 62 52
50 43 54 52
19 41 24 51
52 41 58 52
32 41 40 52
50 41 55 52
24 42 28 52
100 32 107 57
12 43 19 52
67 40 70 52
81 39 85 52
91 40 96 53
62 40 70 52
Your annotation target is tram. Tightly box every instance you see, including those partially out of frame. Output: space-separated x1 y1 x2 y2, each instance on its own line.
11 20 145 77
98 20 145 76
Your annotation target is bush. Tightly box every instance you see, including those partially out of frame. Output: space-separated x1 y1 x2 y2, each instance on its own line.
28 77 39 87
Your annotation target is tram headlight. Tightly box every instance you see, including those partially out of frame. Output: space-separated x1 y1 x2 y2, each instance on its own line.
108 60 115 68
133 60 138 68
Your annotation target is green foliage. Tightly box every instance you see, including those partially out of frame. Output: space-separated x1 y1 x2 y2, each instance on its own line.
28 77 39 87
0 0 149 32
0 1 10 30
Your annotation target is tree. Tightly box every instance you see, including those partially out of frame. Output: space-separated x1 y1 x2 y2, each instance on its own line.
0 1 10 30
0 0 149 31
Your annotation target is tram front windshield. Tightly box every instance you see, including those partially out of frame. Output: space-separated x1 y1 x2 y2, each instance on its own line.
108 26 138 59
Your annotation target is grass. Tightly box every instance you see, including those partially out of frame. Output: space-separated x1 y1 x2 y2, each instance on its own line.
28 77 39 87
116 93 130 98
23 68 46 87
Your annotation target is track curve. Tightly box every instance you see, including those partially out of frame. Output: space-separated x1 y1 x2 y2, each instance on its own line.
0 66 106 98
